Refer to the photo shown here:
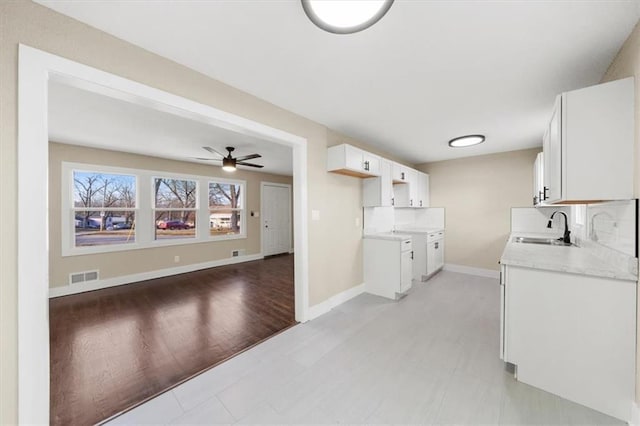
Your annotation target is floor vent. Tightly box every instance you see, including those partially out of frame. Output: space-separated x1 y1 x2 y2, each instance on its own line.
231 249 245 257
69 270 100 285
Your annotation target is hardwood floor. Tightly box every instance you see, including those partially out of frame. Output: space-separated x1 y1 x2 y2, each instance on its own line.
49 254 295 426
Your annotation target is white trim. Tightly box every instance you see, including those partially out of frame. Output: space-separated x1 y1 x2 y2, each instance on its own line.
307 283 366 321
443 263 501 279
18 44 310 424
630 403 640 425
260 182 293 257
50 254 264 298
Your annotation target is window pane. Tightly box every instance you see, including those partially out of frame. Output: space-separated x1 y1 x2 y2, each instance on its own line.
154 178 197 208
75 211 136 247
73 171 136 208
209 182 242 209
210 210 242 237
155 211 196 240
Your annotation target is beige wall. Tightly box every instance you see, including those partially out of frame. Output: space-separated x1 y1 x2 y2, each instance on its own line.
417 148 540 271
49 142 292 288
0 2 411 423
601 19 640 403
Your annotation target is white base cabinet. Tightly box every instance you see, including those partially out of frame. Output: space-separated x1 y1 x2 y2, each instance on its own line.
501 265 636 422
426 231 445 276
364 237 413 300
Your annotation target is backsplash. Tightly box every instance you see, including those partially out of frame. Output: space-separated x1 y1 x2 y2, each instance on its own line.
587 200 636 257
363 207 445 234
512 200 637 257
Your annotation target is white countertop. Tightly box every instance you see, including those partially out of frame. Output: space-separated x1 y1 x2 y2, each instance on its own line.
500 233 638 282
363 232 412 241
393 226 444 234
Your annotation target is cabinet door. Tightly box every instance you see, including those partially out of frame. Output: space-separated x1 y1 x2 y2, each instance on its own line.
392 163 408 183
418 172 430 208
544 97 562 203
363 160 392 207
362 152 381 176
407 169 418 208
344 145 363 171
434 239 444 270
400 250 413 292
426 242 436 276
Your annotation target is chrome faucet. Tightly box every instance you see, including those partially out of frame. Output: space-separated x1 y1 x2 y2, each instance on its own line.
547 211 571 244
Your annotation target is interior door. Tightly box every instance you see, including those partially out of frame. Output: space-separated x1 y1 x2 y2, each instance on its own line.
262 183 291 256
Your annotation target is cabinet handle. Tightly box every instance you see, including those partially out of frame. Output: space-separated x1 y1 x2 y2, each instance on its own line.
401 172 405 180
364 160 370 171
411 251 414 260
533 196 537 205
420 200 423 207
391 197 394 206
538 190 543 203
543 186 549 200
435 242 439 249
410 199 413 206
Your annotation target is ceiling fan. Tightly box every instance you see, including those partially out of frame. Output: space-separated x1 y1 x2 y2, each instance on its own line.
197 146 263 172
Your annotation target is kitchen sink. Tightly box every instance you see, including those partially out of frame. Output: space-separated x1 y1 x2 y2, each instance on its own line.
512 236 574 247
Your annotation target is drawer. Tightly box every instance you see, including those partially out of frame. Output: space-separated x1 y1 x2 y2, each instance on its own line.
427 232 444 243
401 239 412 251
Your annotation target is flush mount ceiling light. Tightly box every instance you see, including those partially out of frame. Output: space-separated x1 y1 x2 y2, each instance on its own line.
301 0 394 34
448 134 486 148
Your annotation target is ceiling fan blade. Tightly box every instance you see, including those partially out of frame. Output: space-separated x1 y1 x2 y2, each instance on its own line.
202 146 226 158
235 153 262 161
237 162 264 168
195 157 222 161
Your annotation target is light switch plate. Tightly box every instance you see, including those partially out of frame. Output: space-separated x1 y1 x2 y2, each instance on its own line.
312 210 320 221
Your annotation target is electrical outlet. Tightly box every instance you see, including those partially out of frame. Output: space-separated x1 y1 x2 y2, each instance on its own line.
174 255 180 263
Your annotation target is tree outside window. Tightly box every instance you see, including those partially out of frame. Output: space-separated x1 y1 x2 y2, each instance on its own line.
153 178 197 240
73 171 136 247
209 182 243 237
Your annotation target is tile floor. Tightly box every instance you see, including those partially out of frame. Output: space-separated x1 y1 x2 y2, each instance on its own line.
105 271 623 425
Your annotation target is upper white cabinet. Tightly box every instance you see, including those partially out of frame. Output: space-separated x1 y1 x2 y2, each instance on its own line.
417 172 430 208
363 159 393 207
327 144 430 208
392 162 410 183
327 144 381 178
541 77 634 204
532 152 543 206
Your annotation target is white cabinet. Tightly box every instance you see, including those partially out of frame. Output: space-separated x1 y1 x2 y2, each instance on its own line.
327 144 381 178
362 159 393 207
364 237 413 300
417 172 430 208
392 162 410 183
502 265 636 422
393 169 418 207
532 152 543 206
541 77 634 204
426 231 444 276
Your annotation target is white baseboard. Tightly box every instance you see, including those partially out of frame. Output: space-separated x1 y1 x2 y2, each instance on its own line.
49 253 264 298
443 263 500 279
630 402 640 425
307 283 365 321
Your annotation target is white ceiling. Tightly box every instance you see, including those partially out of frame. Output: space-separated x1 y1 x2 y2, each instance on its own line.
48 80 294 175
38 0 640 163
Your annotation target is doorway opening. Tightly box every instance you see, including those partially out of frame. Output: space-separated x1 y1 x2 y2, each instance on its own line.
18 45 309 424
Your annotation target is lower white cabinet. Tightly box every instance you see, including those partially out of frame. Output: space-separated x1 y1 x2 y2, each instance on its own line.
426 231 445 276
364 236 413 300
501 265 636 422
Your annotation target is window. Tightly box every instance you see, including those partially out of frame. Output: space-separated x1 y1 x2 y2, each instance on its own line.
62 162 247 256
209 181 244 238
153 177 197 240
72 171 137 247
